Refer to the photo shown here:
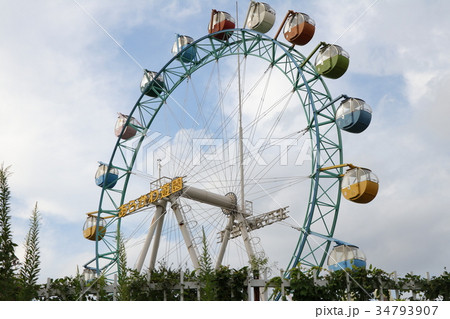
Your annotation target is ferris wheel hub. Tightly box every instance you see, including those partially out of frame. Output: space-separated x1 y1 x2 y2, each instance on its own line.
222 192 238 215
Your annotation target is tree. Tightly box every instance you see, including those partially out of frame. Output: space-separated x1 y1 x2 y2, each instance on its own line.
0 164 19 300
198 227 214 300
117 232 131 300
19 202 41 300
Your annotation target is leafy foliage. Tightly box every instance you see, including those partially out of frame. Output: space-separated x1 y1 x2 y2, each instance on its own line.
42 275 85 301
419 270 450 301
116 233 131 300
213 265 248 301
327 265 394 301
8 263 450 301
289 266 332 301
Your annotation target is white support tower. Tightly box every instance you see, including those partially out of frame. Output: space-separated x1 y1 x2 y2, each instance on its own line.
170 196 201 269
136 200 167 273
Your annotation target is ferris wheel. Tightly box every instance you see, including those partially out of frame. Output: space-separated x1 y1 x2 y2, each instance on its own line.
83 1 378 282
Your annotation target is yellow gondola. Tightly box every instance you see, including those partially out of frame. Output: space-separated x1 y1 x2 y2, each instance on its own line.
341 167 379 203
83 215 106 241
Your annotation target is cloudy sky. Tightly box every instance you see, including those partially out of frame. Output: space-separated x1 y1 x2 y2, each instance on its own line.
1 0 450 283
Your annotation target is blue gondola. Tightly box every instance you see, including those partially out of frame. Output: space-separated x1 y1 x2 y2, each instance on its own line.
95 163 118 189
172 35 196 63
328 244 366 272
335 98 372 133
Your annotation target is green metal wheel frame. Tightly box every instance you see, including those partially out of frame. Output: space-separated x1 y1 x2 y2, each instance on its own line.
83 28 344 279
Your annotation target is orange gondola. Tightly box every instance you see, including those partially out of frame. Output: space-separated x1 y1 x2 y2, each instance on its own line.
208 10 235 40
283 12 315 46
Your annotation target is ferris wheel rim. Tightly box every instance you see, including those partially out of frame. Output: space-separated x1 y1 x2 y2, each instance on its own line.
85 28 343 278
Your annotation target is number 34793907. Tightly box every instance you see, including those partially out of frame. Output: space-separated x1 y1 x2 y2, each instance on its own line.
375 305 438 316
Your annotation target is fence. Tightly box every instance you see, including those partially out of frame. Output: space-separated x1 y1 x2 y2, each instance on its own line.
37 270 437 301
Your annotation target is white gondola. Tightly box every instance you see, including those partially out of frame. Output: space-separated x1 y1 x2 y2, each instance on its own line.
245 1 276 33
83 268 96 282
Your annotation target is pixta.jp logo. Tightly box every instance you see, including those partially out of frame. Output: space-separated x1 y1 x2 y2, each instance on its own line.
132 131 316 175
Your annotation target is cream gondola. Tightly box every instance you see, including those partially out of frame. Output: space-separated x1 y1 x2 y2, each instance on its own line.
140 69 165 98
328 244 366 271
336 98 372 134
341 167 379 203
315 44 350 79
245 1 276 34
83 215 106 241
208 10 235 40
172 35 196 63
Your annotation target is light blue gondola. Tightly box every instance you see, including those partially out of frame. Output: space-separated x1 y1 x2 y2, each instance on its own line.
335 98 372 133
328 244 366 272
172 35 197 63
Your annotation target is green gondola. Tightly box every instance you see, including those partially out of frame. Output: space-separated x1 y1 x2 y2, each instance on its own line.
315 44 349 79
140 69 165 97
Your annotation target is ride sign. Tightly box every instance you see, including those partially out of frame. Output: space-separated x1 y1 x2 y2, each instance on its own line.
118 177 183 218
